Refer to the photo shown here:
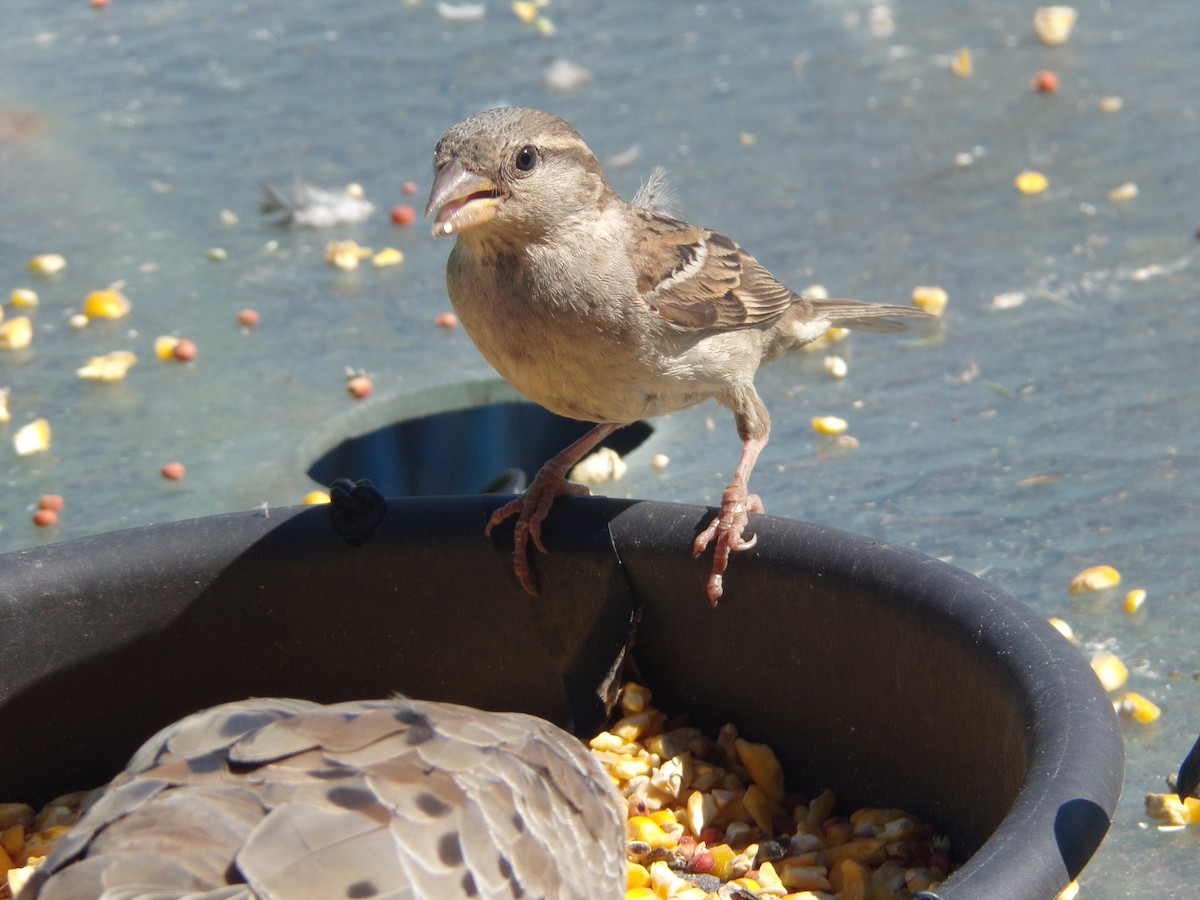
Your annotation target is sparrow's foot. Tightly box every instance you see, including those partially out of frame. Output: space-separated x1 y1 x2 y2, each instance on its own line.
486 471 591 595
693 486 765 606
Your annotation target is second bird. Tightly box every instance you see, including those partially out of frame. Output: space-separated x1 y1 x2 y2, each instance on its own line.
425 106 930 604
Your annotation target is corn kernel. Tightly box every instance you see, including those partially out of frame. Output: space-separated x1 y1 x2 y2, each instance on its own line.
0 806 33 831
512 1 537 23
0 387 10 424
624 888 655 900
83 288 132 320
1090 651 1128 692
0 316 32 350
589 731 629 753
10 288 38 308
1145 792 1200 826
1015 170 1049 194
155 335 181 360
807 788 836 825
735 737 785 803
371 247 404 267
1108 182 1138 203
822 837 886 869
628 816 675 849
911 285 948 317
812 415 848 436
612 709 665 742
686 789 716 837
302 490 331 505
1070 564 1120 594
0 824 22 854
741 783 773 833
13 418 51 456
650 752 690 798
626 861 650 890
830 857 870 898
27 253 66 275
1033 6 1077 46
823 355 848 378
325 240 372 271
1056 879 1081 900
776 857 833 891
950 48 972 77
77 350 137 383
707 844 737 881
1123 589 1147 613
1115 692 1161 724
620 683 651 714
1048 617 1075 641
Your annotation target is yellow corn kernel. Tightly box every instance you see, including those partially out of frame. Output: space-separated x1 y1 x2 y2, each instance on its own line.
735 737 785 803
1033 6 1077 46
302 490 331 505
371 247 404 267
28 253 66 275
1145 792 1200 826
0 388 10 424
830 857 870 899
627 816 675 849
611 758 653 781
1048 617 1075 641
807 788 837 825
1090 650 1128 692
707 844 737 881
0 843 14 872
911 285 948 317
626 861 650 890
756 861 784 892
644 727 700 761
950 48 972 77
611 709 665 742
648 859 688 895
624 888 655 900
650 753 690 798
1015 170 1049 194
822 837 886 869
0 824 22 854
621 682 652 714
686 789 716 837
823 355 848 378
589 731 629 753
83 288 132 320
743 783 775 833
1069 564 1120 594
10 288 38 308
1123 589 1147 614
13 418 51 456
76 350 137 383
512 1 537 23
0 316 32 350
729 877 762 893
325 239 372 270
0 806 33 831
775 857 833 891
812 415 848 436
1056 879 1081 900
155 335 181 360
1115 692 1161 724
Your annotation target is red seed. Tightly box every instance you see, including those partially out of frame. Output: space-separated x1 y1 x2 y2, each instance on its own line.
690 852 715 874
89 0 112 8
390 204 417 227
1032 70 1059 93
434 311 459 329
32 508 58 527
699 826 724 846
38 494 65 512
237 308 260 327
172 338 197 362
347 375 373 399
401 181 418 195
161 462 186 480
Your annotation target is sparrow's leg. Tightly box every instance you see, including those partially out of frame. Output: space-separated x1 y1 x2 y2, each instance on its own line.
487 422 621 595
694 387 770 605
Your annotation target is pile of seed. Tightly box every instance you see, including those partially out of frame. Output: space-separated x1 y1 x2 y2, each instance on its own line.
593 683 952 899
0 792 93 898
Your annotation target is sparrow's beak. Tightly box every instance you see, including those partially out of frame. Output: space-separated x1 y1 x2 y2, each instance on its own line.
425 159 501 237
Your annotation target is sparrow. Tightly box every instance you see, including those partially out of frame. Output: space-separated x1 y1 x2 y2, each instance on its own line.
261 177 374 228
425 107 930 605
20 697 626 900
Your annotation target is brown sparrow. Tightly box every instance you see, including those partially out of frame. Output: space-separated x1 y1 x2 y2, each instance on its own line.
425 107 929 605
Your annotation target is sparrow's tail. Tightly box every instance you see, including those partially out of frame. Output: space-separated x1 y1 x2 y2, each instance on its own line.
809 297 934 332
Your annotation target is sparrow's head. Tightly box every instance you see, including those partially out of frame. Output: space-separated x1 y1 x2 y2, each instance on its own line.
425 107 610 241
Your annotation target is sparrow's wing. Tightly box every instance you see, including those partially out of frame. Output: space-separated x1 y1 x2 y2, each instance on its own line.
631 210 795 330
22 698 626 900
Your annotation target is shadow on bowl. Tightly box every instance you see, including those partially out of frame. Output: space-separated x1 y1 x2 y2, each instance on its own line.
0 496 1122 900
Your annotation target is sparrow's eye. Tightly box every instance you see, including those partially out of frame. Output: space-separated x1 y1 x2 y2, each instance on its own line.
514 145 538 173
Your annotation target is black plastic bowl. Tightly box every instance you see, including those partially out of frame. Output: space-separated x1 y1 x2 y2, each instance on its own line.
0 497 1122 899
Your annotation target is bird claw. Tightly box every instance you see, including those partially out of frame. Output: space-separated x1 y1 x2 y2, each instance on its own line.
693 490 764 606
486 472 591 596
